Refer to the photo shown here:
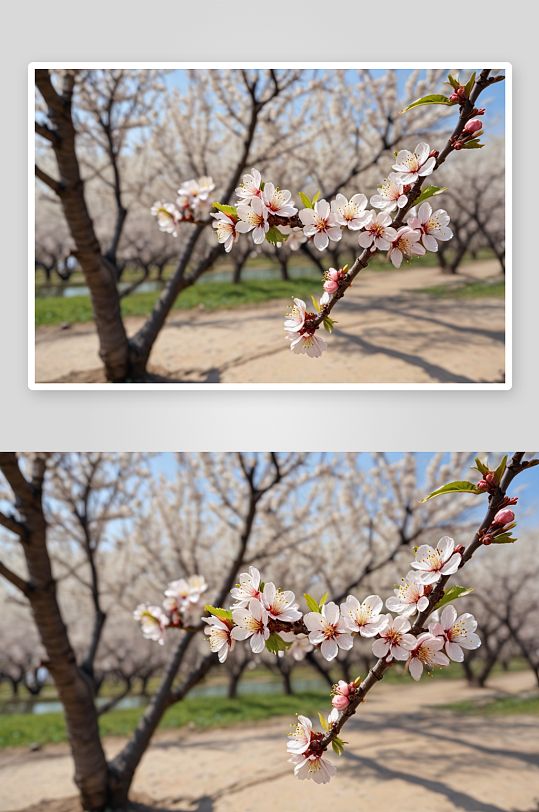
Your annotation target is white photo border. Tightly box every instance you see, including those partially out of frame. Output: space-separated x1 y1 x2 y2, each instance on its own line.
29 62 512 391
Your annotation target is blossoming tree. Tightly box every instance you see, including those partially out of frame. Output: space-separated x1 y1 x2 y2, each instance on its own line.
1 452 532 809
187 69 503 358
36 68 466 380
136 453 536 786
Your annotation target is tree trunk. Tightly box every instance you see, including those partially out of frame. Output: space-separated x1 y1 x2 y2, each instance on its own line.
0 454 110 811
35 71 130 382
280 668 293 695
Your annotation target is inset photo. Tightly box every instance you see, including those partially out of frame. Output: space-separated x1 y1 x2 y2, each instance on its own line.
0 452 537 812
30 65 510 389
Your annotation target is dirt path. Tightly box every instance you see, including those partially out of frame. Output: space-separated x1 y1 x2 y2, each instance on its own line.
35 261 505 384
1 672 536 812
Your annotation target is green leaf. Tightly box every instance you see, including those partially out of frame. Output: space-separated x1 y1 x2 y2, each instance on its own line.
420 481 482 503
434 586 474 611
259 581 265 591
205 605 233 622
299 192 313 209
265 632 293 654
319 591 328 609
312 190 320 204
259 180 265 191
473 458 490 476
332 738 344 756
311 295 321 313
318 712 329 731
213 202 237 218
491 533 517 544
447 74 460 89
265 226 287 245
400 94 456 113
462 139 484 149
493 455 508 485
464 72 476 98
323 318 335 334
412 186 447 208
304 593 321 613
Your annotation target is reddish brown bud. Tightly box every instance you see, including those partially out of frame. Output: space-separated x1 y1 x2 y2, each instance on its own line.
482 535 493 546
454 545 465 555
485 472 497 486
429 149 439 159
423 584 434 596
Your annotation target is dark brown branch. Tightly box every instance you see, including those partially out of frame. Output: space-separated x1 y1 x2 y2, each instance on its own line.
0 561 33 595
311 68 502 330
35 121 59 146
35 164 63 195
0 511 28 539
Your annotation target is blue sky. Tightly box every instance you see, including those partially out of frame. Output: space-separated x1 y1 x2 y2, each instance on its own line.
149 452 538 529
166 67 506 135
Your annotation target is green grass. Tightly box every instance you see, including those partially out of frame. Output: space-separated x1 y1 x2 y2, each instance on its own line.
0 691 328 749
419 279 505 299
441 693 539 716
35 277 323 327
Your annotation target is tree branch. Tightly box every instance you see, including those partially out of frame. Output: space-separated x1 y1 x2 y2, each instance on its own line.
0 561 33 595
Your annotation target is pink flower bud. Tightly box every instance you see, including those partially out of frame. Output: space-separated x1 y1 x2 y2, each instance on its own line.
328 268 340 282
323 280 339 294
463 118 482 134
477 480 488 491
337 680 350 696
494 509 515 525
485 472 497 486
457 86 468 99
332 694 350 710
450 93 460 102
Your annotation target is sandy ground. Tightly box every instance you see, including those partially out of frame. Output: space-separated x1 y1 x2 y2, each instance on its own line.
34 261 505 384
1 671 537 812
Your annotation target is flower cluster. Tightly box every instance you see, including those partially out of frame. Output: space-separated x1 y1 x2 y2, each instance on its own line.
151 176 215 236
134 574 207 645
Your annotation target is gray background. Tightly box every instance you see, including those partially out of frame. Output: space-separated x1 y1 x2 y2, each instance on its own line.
2 0 536 451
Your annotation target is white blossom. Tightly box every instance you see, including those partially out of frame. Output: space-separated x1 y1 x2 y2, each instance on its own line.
304 602 353 661
262 182 297 217
406 202 453 252
371 614 416 662
230 566 262 608
202 615 235 662
284 298 307 334
429 605 481 662
392 142 436 184
386 571 430 617
133 604 167 645
261 582 302 622
236 168 263 203
408 632 450 680
231 598 270 654
287 331 328 358
236 198 269 244
299 200 342 251
150 202 179 237
287 715 337 784
387 227 426 268
278 631 313 661
357 211 397 252
340 594 389 637
411 536 461 585
211 211 250 252
370 173 408 212
330 193 370 230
